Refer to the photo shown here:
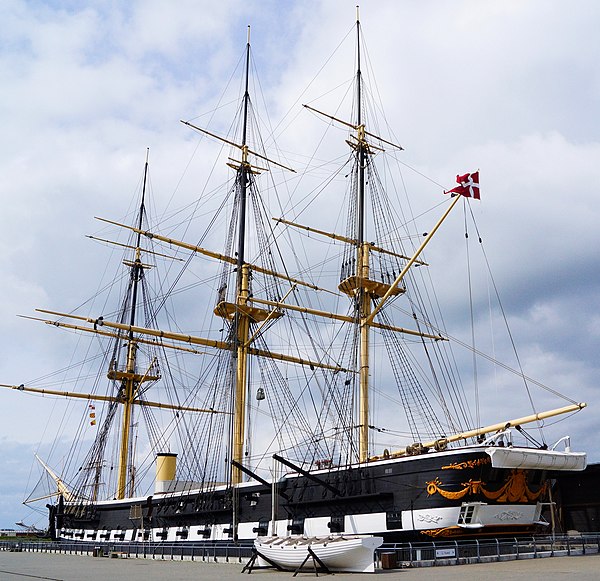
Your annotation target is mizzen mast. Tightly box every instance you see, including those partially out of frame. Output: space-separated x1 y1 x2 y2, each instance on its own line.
111 148 159 500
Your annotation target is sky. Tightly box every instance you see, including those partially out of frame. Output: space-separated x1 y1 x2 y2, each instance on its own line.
1 0 599 529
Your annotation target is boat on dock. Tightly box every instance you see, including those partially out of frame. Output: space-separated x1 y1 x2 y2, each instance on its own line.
254 534 383 573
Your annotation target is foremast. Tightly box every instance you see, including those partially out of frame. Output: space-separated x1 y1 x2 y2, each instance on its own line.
354 15 370 464
337 14 586 464
342 13 405 462
309 12 459 462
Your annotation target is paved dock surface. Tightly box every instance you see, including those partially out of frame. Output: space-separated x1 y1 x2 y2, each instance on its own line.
1 551 599 580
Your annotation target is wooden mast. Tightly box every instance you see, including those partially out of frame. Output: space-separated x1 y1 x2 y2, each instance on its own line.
186 28 296 488
114 149 151 500
340 11 466 462
230 28 252 488
302 9 403 463
354 13 372 464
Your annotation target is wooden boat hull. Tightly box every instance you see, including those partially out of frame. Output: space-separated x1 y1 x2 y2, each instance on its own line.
255 535 383 573
486 447 587 471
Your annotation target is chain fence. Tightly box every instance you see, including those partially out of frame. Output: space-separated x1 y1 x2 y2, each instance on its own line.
1 533 599 569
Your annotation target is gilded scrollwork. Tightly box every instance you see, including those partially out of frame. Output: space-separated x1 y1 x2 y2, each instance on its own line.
421 526 464 538
426 469 547 503
426 477 483 500
441 457 491 470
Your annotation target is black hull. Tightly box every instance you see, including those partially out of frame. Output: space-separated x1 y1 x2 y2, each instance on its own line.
549 463 600 533
54 447 551 543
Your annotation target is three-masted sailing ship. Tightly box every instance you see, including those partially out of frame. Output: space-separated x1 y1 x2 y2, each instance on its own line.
4 15 587 543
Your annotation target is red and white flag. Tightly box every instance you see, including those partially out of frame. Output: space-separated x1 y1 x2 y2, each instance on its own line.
445 171 480 199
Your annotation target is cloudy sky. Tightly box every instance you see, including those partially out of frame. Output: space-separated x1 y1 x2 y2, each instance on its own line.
1 0 599 529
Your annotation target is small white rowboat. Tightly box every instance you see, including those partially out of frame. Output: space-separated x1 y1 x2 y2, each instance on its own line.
254 534 384 573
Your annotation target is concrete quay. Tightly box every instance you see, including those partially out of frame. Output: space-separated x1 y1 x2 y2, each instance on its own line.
1 550 599 580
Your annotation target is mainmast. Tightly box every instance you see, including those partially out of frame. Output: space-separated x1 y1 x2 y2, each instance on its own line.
231 27 253 487
194 27 288 487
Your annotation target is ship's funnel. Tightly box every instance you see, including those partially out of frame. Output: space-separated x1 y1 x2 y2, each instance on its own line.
155 452 177 494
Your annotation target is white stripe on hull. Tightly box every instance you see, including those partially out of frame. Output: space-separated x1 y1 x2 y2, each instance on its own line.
57 501 547 543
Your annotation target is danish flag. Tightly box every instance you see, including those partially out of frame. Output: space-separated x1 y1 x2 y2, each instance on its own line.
445 171 480 199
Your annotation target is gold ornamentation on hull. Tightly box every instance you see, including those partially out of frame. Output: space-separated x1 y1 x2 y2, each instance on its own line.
426 477 482 500
426 469 547 503
442 457 491 470
421 526 466 538
421 524 538 539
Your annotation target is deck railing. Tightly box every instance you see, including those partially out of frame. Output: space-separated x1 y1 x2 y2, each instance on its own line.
375 533 600 567
0 539 254 562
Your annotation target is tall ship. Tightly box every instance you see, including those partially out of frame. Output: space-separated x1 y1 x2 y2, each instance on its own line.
3 15 587 543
